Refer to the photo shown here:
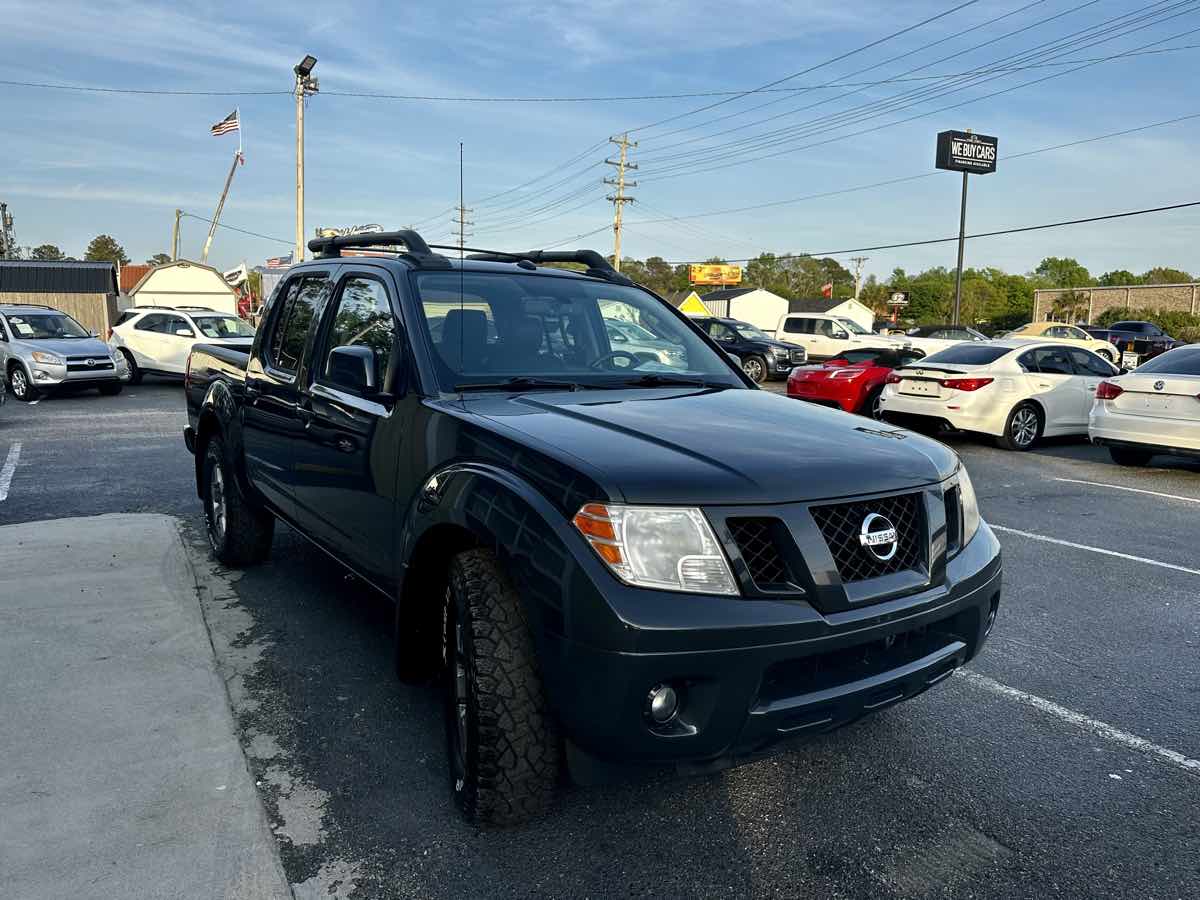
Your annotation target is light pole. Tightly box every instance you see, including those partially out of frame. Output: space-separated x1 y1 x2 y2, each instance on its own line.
294 55 319 263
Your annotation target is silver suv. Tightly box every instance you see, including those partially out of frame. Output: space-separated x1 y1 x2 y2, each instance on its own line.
0 304 127 401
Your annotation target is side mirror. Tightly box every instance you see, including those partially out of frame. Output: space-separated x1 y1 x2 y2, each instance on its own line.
175 328 195 338
832 330 848 340
327 345 376 393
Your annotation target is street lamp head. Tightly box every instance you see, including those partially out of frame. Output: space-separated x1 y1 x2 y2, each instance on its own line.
295 54 318 77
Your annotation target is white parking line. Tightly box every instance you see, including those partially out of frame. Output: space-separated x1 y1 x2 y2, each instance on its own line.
0 442 22 501
961 671 1200 776
1054 477 1200 505
990 524 1200 577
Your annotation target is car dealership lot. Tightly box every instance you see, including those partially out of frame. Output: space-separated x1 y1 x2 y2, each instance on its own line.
2 387 1197 898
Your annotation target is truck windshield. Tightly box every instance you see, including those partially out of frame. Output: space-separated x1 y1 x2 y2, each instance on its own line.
836 317 871 335
414 271 743 391
3 312 90 339
192 315 256 338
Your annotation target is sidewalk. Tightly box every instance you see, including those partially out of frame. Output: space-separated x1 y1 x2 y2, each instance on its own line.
0 514 292 900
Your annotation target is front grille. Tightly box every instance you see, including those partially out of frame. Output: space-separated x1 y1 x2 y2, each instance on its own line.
67 360 114 372
810 492 925 583
789 349 806 364
727 517 792 589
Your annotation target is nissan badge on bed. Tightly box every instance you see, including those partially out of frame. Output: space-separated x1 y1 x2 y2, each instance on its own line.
181 229 1003 824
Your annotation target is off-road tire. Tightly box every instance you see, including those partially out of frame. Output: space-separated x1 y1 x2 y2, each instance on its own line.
120 349 143 385
202 437 274 566
8 363 38 402
1108 445 1153 467
996 401 1042 451
99 382 123 396
445 549 559 825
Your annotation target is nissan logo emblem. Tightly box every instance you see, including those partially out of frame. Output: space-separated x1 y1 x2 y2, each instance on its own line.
859 513 899 562
1153 380 1165 391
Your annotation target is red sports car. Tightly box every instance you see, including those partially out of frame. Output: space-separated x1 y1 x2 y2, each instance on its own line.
787 347 926 418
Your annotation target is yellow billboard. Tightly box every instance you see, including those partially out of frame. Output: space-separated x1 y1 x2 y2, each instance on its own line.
688 264 742 286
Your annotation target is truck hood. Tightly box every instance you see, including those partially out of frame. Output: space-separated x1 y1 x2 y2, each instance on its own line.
20 337 113 359
462 387 958 504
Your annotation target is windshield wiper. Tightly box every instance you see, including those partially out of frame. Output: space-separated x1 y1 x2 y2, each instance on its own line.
454 377 585 393
617 373 732 389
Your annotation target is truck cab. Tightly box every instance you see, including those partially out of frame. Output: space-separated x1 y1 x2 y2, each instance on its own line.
184 230 1002 824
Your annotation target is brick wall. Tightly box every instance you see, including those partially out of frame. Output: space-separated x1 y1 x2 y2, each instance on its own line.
1032 283 1200 324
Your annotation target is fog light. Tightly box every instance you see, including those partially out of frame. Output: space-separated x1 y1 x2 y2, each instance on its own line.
34 369 52 380
646 684 678 724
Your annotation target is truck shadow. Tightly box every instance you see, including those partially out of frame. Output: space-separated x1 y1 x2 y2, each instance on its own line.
221 518 984 898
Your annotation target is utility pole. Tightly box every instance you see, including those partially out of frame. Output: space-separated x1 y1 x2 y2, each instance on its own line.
172 209 182 261
0 202 15 260
604 133 637 272
849 256 870 299
294 55 319 263
451 205 474 251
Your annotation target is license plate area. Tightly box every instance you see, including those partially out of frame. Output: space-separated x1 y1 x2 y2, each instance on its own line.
899 379 942 398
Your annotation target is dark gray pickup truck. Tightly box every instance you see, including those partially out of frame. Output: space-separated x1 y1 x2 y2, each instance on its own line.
183 230 1002 823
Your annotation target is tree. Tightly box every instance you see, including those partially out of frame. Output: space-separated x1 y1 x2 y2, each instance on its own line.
1140 266 1192 285
1098 269 1138 287
1033 256 1094 289
146 252 171 266
84 234 129 266
31 244 66 260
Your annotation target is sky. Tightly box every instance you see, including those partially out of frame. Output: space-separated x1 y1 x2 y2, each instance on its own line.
2 0 1199 285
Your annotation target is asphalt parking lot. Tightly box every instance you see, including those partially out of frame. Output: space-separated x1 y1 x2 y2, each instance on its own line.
2 382 1198 899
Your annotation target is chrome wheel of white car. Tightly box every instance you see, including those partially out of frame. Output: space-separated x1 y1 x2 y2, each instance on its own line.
998 402 1042 451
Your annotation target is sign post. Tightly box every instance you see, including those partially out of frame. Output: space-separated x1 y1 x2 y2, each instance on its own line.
936 129 997 325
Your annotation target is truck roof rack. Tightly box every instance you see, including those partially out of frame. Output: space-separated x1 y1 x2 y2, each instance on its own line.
307 229 451 268
451 247 633 285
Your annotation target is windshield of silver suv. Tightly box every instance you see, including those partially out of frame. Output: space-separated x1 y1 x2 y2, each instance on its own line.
3 311 91 339
414 271 744 391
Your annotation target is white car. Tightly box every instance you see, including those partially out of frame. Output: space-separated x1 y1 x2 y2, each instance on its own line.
109 306 255 384
777 312 904 360
1088 344 1200 466
879 339 1120 450
898 323 990 356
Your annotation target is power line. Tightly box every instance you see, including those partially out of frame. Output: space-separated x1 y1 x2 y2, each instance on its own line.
636 1 1198 173
181 212 290 245
638 19 1200 183
627 0 985 135
628 111 1200 225
663 200 1200 264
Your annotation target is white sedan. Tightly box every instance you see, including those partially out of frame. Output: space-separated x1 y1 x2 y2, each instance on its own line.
109 306 255 384
879 340 1120 450
1089 344 1200 466
896 324 990 356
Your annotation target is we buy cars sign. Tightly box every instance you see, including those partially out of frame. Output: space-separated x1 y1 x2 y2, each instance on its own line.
936 130 998 175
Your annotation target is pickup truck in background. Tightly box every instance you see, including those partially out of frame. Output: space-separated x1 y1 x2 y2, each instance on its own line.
182 230 1002 824
1083 320 1180 367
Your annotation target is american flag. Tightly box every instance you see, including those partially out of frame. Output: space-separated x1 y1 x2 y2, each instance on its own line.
211 109 240 136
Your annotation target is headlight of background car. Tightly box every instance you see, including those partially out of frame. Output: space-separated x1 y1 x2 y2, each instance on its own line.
958 465 981 549
31 350 65 366
573 503 738 595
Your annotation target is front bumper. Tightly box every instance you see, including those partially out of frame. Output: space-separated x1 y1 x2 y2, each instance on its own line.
549 522 1002 777
25 358 124 389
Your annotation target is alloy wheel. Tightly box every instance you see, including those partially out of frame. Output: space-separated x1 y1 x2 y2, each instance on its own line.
208 464 228 545
1011 407 1038 447
743 357 765 382
10 367 29 400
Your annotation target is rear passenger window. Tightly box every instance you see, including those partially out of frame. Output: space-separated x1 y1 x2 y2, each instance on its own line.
135 313 167 332
269 276 328 373
1069 349 1116 377
782 317 810 334
1031 347 1074 375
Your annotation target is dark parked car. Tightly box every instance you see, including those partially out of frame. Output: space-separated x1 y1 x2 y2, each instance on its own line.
690 316 807 382
183 230 1002 824
1083 320 1180 365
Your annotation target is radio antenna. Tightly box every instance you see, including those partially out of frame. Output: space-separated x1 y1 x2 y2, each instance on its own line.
458 141 465 403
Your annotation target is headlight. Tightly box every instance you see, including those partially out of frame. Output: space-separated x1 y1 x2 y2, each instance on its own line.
573 503 738 595
772 348 789 357
958 465 981 549
31 350 64 365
